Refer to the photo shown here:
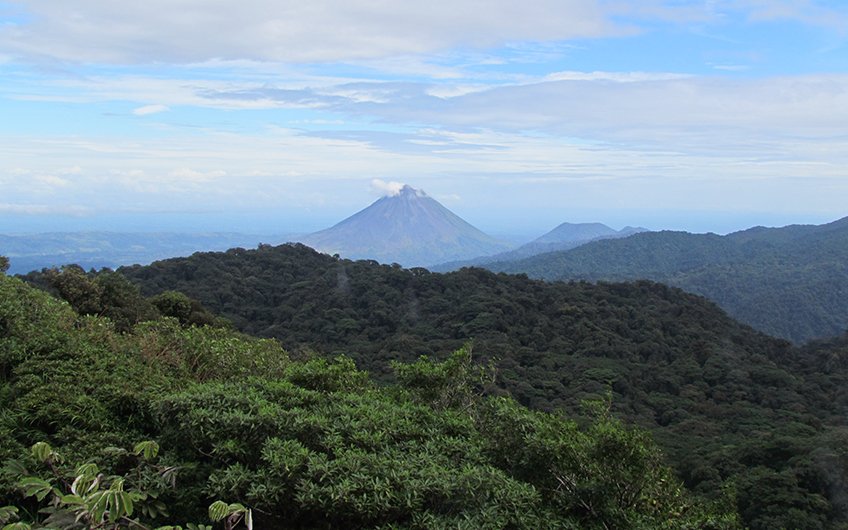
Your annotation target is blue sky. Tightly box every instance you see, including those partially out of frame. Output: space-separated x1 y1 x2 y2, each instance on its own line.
1 0 847 237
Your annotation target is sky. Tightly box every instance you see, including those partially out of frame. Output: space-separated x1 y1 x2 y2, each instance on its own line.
1 0 847 237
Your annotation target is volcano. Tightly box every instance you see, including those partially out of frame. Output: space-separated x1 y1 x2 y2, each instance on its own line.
301 185 510 266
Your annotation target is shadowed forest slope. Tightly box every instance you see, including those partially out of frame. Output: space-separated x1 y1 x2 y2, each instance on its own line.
483 216 848 343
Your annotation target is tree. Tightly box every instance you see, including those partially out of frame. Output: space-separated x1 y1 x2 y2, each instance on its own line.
0 256 9 274
43 265 104 316
150 290 225 328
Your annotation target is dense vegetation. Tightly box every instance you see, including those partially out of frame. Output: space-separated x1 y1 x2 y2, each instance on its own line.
87 242 848 529
432 223 644 272
0 270 736 528
484 216 848 344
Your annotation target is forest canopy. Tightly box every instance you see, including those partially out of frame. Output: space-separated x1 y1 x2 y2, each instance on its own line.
0 271 738 528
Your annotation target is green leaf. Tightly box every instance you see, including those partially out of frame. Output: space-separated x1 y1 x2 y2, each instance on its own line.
75 462 99 477
17 477 54 502
59 494 85 506
208 500 229 522
133 440 160 460
30 442 54 464
0 506 18 524
87 490 109 523
71 471 100 496
2 523 31 530
109 477 126 492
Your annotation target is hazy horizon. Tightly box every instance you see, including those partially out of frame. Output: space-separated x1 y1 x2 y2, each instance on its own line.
1 186 843 240
0 183 843 239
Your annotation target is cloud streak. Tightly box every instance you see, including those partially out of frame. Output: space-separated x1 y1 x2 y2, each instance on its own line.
133 104 169 116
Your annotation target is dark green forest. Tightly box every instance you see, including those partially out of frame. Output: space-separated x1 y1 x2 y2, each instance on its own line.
483 216 848 344
70 242 848 529
0 267 739 529
12 243 848 528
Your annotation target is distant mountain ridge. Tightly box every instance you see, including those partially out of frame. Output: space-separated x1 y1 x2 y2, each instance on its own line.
0 231 290 275
485 216 848 343
432 222 646 272
300 185 510 266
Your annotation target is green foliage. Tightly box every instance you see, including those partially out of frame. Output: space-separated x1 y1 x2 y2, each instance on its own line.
6 441 171 528
150 291 227 328
283 355 370 393
149 354 735 529
0 505 19 523
33 265 159 332
0 273 285 476
1 441 241 529
115 243 848 528
1 273 733 528
487 219 848 344
392 345 495 410
132 318 288 382
208 501 251 530
20 266 226 334
0 256 8 275
478 395 740 529
134 441 160 460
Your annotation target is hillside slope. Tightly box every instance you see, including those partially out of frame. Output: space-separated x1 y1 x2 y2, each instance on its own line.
2 272 734 529
118 243 848 529
486 216 848 343
432 222 645 272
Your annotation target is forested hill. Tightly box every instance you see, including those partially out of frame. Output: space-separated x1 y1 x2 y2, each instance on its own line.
115 243 848 529
2 270 738 529
431 223 644 272
484 216 848 343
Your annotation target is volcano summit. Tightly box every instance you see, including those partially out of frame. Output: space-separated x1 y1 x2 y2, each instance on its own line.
301 185 510 266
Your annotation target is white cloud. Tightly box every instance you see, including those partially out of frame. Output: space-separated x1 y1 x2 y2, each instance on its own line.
34 174 70 188
57 70 844 158
542 71 691 83
371 178 405 196
711 64 751 71
0 0 621 64
1 112 847 230
133 104 170 116
169 168 227 182
349 74 848 153
426 84 491 99
0 203 91 216
733 0 848 30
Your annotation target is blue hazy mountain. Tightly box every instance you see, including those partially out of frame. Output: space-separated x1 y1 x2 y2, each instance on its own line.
300 185 510 266
431 222 646 272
